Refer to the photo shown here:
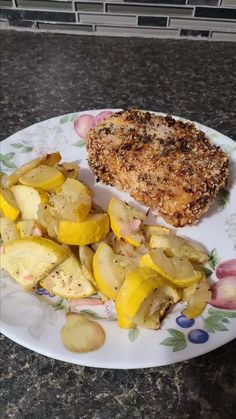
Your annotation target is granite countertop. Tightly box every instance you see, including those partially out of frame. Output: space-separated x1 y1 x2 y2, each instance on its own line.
0 31 236 419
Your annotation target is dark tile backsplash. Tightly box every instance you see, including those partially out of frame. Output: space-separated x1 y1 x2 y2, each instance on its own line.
195 7 236 20
0 0 12 6
138 16 167 27
9 18 36 27
0 1 236 41
76 3 104 12
38 22 93 32
107 4 194 16
180 28 209 37
187 0 219 5
0 8 76 22
124 0 187 4
16 1 73 10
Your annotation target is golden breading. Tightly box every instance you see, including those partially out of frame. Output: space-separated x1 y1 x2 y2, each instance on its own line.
87 109 229 227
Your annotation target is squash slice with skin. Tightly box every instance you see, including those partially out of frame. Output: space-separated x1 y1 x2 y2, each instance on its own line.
17 220 44 238
19 165 65 191
108 197 146 247
0 217 20 243
115 267 179 329
78 245 96 287
143 224 170 242
150 233 208 264
56 162 79 180
50 178 91 222
1 152 61 188
140 249 202 288
93 242 132 300
57 213 110 245
0 237 69 289
40 253 96 299
182 275 211 318
11 185 48 220
0 188 20 221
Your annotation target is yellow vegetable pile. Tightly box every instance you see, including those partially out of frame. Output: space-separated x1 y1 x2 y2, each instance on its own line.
0 152 211 330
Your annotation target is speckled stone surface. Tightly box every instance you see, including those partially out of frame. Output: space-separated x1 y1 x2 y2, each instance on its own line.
0 31 236 419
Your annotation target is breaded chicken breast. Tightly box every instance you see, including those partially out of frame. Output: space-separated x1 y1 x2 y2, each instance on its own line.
87 109 229 227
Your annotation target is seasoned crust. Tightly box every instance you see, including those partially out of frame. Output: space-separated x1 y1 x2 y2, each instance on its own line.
87 109 229 227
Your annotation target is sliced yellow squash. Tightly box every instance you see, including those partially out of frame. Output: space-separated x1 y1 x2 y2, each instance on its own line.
0 217 20 243
37 204 59 238
56 161 79 180
116 266 179 329
150 233 208 263
1 152 61 188
108 197 145 247
116 311 135 329
133 286 180 330
17 220 44 238
93 242 128 300
40 253 95 299
57 213 110 245
0 237 69 289
0 188 20 220
19 165 65 191
78 245 96 287
50 178 91 222
116 267 160 318
11 185 48 220
140 249 202 288
143 224 170 241
182 276 211 318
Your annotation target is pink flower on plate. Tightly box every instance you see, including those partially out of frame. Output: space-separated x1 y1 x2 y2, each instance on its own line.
94 110 114 125
210 277 236 310
74 115 95 139
74 111 113 140
210 258 236 310
216 258 236 279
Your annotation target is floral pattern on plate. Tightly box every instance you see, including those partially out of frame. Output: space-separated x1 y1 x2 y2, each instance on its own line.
1 109 236 368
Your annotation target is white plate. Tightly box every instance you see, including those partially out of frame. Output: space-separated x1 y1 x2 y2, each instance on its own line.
1 109 236 369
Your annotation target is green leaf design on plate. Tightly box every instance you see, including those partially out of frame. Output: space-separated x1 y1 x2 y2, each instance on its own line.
1 160 17 169
52 297 66 311
208 249 219 270
208 308 236 318
60 115 70 124
74 140 86 147
204 317 228 333
217 188 230 210
11 142 33 153
0 152 17 169
200 267 213 278
160 328 187 352
204 308 236 333
60 113 77 123
21 146 34 153
0 152 15 161
128 327 140 342
11 143 24 149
